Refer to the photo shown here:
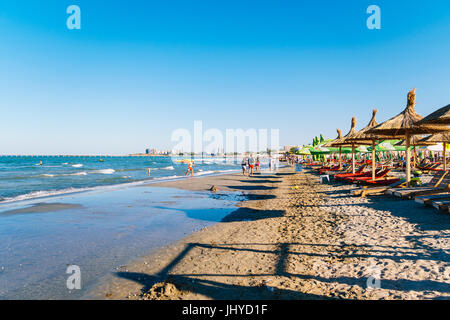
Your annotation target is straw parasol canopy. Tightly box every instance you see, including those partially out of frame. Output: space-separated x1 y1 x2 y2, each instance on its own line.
395 135 435 146
368 89 449 137
419 132 450 144
323 129 345 147
368 88 450 184
415 104 450 127
347 109 379 143
331 117 366 173
331 117 358 146
345 109 380 180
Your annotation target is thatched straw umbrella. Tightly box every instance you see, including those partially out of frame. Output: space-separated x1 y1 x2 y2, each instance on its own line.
419 132 450 170
415 104 450 126
346 109 381 181
323 129 347 167
368 89 449 185
332 117 371 174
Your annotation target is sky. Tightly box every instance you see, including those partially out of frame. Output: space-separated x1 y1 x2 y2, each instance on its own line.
0 0 449 154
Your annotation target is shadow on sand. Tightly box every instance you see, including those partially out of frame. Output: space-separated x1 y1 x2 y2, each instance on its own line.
115 240 450 299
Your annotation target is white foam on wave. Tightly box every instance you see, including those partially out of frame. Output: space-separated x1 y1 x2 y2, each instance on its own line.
162 166 174 170
92 169 115 174
67 172 88 176
1 188 86 203
0 179 151 204
41 174 56 177
72 164 83 168
40 172 87 177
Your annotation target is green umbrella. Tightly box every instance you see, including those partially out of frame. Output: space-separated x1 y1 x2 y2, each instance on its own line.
298 146 312 155
309 145 331 155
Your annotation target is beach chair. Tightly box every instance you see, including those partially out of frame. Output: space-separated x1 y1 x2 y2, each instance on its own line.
389 171 450 199
319 164 340 175
430 199 450 211
415 193 450 205
326 165 351 177
352 180 406 197
418 162 441 173
345 168 390 183
334 165 368 181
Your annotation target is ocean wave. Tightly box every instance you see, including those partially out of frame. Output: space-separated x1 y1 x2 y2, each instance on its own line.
39 172 88 177
67 172 88 176
162 166 174 170
0 179 150 204
92 169 115 174
0 188 87 203
72 164 83 168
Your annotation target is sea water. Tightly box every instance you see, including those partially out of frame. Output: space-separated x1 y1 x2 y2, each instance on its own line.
0 156 247 203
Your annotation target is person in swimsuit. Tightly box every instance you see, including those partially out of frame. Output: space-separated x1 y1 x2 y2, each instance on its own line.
248 156 255 176
241 157 247 175
255 157 260 172
185 161 194 176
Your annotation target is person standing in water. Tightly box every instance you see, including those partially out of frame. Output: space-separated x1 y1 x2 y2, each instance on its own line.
147 168 151 176
185 161 194 176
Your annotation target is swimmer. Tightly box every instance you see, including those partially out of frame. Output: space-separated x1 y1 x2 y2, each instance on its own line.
147 168 151 176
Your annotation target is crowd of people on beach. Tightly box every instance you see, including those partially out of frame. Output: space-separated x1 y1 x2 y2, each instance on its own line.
240 155 281 176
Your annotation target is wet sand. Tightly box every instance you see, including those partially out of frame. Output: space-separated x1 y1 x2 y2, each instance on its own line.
89 166 450 300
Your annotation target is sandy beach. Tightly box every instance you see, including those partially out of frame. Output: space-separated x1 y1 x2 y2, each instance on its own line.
88 166 450 300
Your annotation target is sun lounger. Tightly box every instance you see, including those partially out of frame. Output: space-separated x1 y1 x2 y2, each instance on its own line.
389 171 450 199
334 165 367 181
326 165 351 176
431 199 450 211
319 164 340 175
346 168 390 183
415 193 450 205
352 180 406 197
361 177 400 186
418 162 441 172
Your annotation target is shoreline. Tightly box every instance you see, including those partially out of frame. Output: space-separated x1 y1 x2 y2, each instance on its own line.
87 166 450 300
0 168 242 205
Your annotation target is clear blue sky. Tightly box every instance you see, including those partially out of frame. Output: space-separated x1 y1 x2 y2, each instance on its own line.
1 0 449 154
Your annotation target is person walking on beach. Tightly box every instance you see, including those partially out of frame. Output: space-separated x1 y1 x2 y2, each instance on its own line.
255 157 260 173
248 156 255 176
241 157 247 175
185 161 194 177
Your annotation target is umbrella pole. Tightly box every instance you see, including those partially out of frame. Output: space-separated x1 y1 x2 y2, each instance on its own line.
444 142 447 171
372 139 376 181
413 146 416 170
339 147 342 169
352 143 355 174
406 131 411 187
